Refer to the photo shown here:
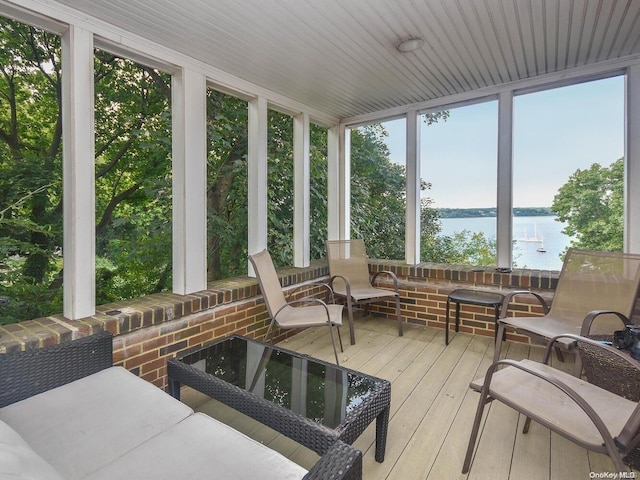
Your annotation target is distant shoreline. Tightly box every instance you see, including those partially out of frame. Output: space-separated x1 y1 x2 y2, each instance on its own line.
437 207 553 219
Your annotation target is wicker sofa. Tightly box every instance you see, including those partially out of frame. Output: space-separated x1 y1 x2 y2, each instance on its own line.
0 332 361 480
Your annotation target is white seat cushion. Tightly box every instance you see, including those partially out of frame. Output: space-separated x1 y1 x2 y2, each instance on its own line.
0 366 193 480
0 419 64 480
85 413 308 480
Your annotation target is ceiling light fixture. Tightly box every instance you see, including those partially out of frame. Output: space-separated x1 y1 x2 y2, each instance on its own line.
397 38 424 53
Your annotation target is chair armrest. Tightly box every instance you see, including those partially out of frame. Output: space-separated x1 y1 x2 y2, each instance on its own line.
542 333 640 368
328 274 352 297
500 290 549 317
274 298 336 326
371 270 399 293
0 331 113 408
303 440 362 480
581 310 630 336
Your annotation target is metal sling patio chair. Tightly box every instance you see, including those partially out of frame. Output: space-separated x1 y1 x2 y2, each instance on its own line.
249 249 343 364
325 239 403 345
464 334 640 474
494 248 640 373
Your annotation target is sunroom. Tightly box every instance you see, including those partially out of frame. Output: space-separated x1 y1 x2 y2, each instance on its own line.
1 1 640 478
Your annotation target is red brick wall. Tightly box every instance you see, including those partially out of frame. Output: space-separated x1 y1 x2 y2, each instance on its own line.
111 284 328 388
365 262 554 344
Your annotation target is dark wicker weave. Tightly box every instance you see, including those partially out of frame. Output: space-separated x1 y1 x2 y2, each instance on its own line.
579 335 640 470
168 335 391 463
0 331 113 408
304 440 362 480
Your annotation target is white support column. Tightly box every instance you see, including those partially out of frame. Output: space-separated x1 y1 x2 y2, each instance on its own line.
405 110 421 264
172 68 207 295
327 126 340 240
293 113 310 267
339 125 351 240
496 91 514 268
625 65 640 254
62 25 95 320
248 96 268 275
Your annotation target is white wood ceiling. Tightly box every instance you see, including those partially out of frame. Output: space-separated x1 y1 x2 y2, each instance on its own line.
50 0 640 121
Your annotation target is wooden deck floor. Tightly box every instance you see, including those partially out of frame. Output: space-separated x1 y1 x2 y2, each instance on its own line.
182 316 636 480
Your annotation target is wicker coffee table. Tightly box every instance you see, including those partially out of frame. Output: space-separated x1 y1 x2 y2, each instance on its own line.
167 335 391 462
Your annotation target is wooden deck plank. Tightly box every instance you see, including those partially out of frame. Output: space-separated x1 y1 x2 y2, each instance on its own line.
360 332 474 479
467 399 520 479
550 430 592 479
509 415 550 480
427 348 495 480
387 336 492 480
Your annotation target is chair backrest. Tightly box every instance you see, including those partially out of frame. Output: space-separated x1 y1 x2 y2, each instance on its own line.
550 248 640 334
326 239 372 289
249 249 287 319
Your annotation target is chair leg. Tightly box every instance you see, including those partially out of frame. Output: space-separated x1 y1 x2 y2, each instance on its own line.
328 323 340 365
522 416 532 434
395 295 403 337
463 386 490 473
492 322 507 364
337 326 344 352
346 296 356 345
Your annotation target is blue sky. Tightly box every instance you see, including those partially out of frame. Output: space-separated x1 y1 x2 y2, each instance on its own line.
382 75 625 208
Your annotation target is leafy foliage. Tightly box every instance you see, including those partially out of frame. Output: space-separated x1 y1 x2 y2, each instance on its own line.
93 50 173 303
551 158 623 252
206 89 248 278
350 124 407 259
423 231 496 265
0 20 63 322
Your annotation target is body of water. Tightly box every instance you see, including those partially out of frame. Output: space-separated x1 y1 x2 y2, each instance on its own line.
439 215 572 270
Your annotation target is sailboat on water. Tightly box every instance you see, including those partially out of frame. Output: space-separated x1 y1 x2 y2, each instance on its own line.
517 224 547 252
517 223 543 242
536 234 546 253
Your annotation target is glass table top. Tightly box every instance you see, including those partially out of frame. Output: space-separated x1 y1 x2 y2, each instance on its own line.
177 336 379 428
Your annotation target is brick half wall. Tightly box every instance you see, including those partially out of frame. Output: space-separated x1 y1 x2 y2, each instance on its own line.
0 259 564 389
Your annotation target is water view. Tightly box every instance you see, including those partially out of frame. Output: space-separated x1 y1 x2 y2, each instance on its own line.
439 215 572 271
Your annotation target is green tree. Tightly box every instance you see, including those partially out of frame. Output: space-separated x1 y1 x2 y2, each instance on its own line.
350 124 407 259
0 20 64 322
552 158 623 252
206 89 248 279
93 51 173 304
424 230 496 265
